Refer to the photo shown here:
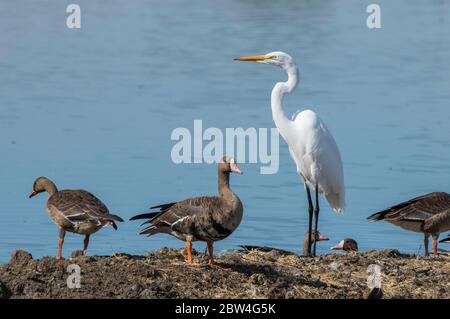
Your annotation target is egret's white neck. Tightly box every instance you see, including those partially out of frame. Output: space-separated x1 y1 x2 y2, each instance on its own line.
271 64 299 141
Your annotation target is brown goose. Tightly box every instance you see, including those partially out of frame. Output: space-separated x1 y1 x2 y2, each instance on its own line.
29 177 124 260
240 231 329 256
239 245 292 255
302 231 329 256
331 238 358 252
367 192 450 256
130 156 243 265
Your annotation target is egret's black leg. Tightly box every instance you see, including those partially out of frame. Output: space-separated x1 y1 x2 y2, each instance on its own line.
306 185 314 256
313 184 320 256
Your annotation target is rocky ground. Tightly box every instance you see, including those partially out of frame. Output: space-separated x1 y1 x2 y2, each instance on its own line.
0 247 448 299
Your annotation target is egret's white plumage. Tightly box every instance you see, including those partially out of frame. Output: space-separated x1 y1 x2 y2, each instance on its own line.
287 109 345 212
235 51 345 255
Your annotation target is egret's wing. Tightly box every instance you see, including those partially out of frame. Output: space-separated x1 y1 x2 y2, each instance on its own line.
289 110 345 211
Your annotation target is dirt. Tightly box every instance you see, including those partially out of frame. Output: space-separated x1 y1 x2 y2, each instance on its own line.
0 247 448 299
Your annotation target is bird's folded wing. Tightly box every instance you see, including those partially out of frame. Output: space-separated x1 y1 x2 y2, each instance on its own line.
137 197 218 236
151 197 215 227
48 190 109 219
380 192 450 221
64 211 100 224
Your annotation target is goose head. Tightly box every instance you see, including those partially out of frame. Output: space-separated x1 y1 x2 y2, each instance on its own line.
219 156 243 175
29 176 57 198
331 238 359 252
302 231 329 255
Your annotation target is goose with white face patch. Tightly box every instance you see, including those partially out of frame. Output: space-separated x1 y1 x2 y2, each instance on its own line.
331 238 358 252
29 177 124 260
235 52 345 256
130 156 243 265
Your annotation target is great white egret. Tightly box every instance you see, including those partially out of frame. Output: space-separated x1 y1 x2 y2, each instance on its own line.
235 52 345 256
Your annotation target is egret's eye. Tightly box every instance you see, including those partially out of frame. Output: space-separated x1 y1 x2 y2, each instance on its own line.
268 55 277 60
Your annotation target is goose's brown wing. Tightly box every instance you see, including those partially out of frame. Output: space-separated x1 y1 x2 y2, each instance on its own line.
368 192 450 223
132 196 219 236
48 190 123 223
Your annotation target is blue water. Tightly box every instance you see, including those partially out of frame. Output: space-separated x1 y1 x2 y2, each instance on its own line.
1 1 449 263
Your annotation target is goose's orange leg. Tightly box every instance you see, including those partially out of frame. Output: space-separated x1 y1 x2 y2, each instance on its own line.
57 229 65 260
57 238 64 260
432 238 438 257
186 240 194 264
207 241 215 265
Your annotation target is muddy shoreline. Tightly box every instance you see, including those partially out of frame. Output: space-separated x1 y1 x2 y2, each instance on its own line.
0 248 448 299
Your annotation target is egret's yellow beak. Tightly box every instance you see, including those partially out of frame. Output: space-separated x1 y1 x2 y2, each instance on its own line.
234 55 269 62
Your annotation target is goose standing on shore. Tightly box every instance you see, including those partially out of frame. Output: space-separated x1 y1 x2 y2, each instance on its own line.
367 192 450 256
29 177 124 260
235 52 345 256
130 156 243 265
